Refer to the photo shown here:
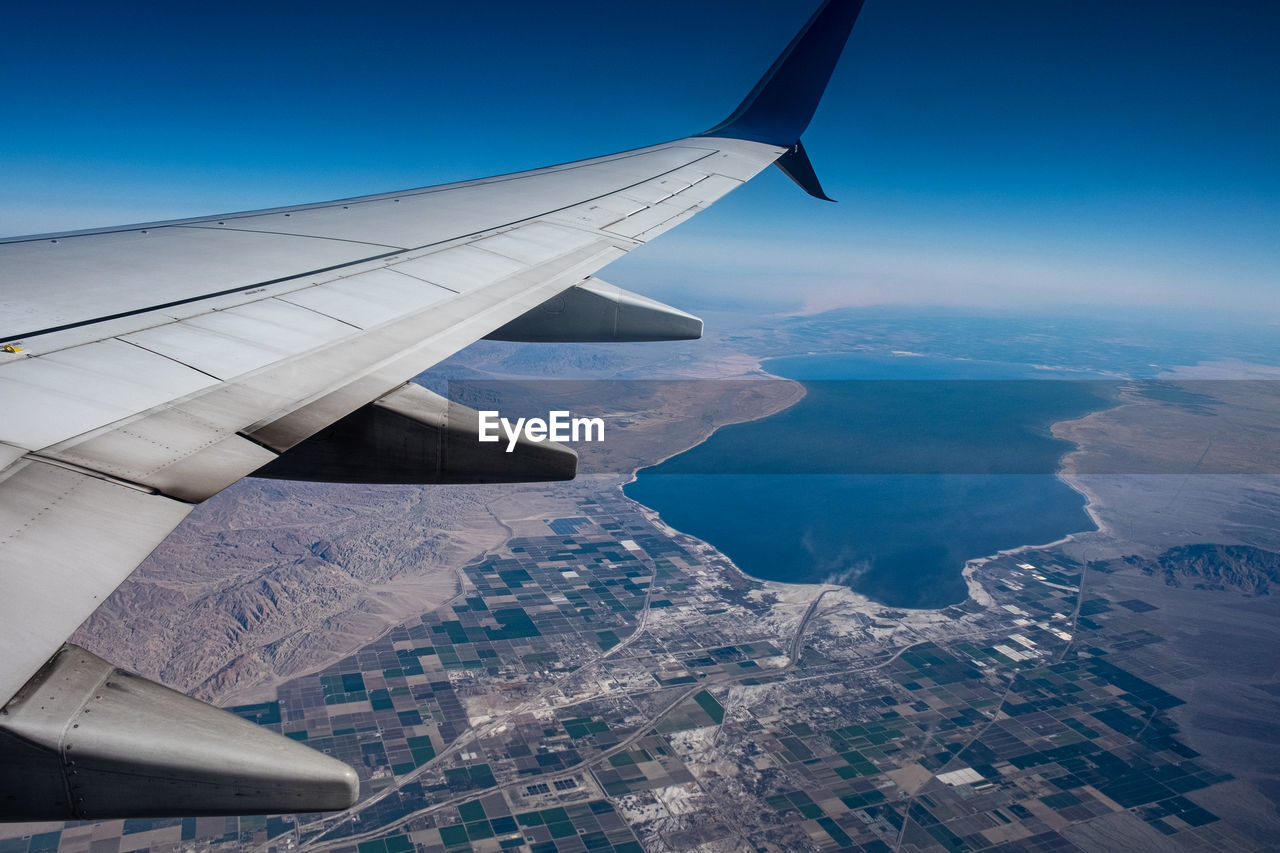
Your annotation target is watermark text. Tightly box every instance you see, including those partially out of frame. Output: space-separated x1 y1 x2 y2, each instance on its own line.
478 410 604 452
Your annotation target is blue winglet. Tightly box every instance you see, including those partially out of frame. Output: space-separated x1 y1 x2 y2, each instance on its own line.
701 0 865 147
775 140 835 201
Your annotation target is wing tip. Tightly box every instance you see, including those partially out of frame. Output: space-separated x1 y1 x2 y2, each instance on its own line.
774 140 837 202
701 0 866 147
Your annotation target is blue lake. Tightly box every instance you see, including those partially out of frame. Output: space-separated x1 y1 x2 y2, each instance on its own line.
624 353 1114 609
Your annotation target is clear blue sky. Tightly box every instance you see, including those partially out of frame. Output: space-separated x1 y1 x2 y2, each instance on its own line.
3 0 1277 321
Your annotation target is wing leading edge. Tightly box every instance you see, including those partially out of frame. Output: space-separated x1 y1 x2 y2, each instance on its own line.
0 0 864 820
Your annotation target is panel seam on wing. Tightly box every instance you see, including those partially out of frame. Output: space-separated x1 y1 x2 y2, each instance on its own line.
176 224 406 250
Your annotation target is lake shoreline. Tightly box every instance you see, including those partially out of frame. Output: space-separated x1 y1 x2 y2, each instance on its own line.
622 352 1118 611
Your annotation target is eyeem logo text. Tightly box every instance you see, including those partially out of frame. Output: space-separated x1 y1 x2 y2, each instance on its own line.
478 411 605 452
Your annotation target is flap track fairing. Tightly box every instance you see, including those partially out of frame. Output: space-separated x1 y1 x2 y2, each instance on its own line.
485 277 702 343
0 645 358 820
252 383 577 485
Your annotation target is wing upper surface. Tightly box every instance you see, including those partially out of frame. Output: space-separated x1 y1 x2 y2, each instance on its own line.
0 135 784 702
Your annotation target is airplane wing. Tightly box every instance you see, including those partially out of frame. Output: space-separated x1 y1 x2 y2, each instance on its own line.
0 0 864 820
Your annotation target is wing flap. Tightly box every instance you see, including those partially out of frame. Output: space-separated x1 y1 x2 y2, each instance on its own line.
0 459 193 702
123 299 361 380
394 245 527 293
0 339 219 451
43 412 276 502
276 268 456 330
